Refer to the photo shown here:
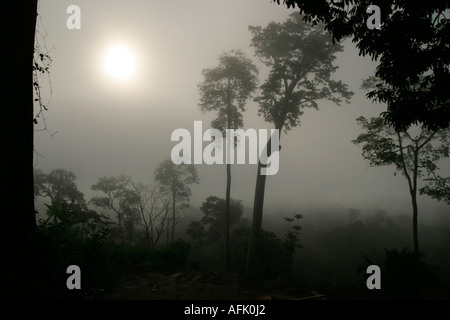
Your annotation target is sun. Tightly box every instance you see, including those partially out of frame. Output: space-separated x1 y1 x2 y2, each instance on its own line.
101 42 138 83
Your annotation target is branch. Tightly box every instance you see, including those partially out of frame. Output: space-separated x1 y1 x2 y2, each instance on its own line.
255 53 273 66
417 130 437 150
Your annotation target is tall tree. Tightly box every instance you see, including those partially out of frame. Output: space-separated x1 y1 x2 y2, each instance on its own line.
275 0 450 131
353 116 450 259
245 13 353 279
154 159 199 243
198 50 258 270
2 0 39 296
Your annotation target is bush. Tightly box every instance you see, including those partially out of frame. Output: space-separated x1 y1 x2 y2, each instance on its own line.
34 211 115 298
231 226 288 280
381 248 444 299
148 239 191 270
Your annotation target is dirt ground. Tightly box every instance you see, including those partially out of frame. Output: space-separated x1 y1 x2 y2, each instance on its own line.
90 268 327 300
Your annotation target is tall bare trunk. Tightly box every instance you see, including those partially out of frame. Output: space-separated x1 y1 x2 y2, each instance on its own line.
245 130 280 279
412 193 419 258
225 163 231 270
397 133 421 260
245 161 268 279
224 106 232 271
412 147 420 260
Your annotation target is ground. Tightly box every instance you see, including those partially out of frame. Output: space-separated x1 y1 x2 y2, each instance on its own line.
89 268 327 300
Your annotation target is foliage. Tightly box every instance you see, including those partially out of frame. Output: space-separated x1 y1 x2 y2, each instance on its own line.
91 174 139 245
187 196 244 244
33 17 53 128
353 115 450 256
420 174 450 205
35 199 113 298
353 116 450 203
250 12 353 131
230 226 305 280
148 239 191 270
283 214 303 270
198 49 258 134
295 209 450 291
154 159 199 243
246 11 353 279
116 239 191 271
275 0 450 131
91 174 174 248
380 248 443 299
198 50 257 270
34 168 86 209
154 159 199 208
34 168 111 240
91 174 134 214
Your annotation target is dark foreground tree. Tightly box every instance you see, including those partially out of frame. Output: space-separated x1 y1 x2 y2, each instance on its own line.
353 116 450 258
155 159 199 243
275 0 450 131
246 13 353 279
198 50 258 270
2 0 39 297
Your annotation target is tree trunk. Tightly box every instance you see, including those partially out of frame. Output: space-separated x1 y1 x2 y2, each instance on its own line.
397 133 421 261
412 147 420 260
245 130 280 279
225 162 231 270
172 184 176 243
411 192 419 258
245 161 268 279
2 0 39 297
224 106 232 271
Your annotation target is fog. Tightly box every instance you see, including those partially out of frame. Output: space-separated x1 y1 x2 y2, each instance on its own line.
16 0 450 302
34 0 448 230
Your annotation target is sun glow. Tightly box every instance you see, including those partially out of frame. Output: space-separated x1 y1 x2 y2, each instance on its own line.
101 42 138 83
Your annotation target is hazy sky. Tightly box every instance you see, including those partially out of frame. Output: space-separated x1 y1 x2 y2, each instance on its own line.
34 0 449 225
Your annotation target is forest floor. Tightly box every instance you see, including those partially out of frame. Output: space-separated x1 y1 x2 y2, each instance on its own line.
88 268 329 300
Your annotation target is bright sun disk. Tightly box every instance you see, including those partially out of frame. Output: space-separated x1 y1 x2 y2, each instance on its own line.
101 42 138 82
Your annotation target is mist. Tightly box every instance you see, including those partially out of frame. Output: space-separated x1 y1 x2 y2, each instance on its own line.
9 0 449 301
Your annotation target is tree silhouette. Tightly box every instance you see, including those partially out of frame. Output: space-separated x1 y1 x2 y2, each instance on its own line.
283 214 302 272
91 174 134 245
3 0 39 297
34 169 107 238
154 159 199 243
34 168 86 210
275 0 450 131
246 13 353 279
130 182 172 250
198 50 258 270
353 116 450 259
187 196 244 265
